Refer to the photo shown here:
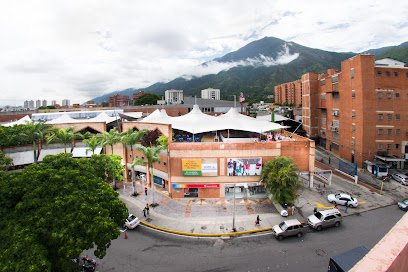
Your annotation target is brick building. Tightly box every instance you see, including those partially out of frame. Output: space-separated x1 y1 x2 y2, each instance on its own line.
274 79 302 106
108 94 130 107
277 55 408 167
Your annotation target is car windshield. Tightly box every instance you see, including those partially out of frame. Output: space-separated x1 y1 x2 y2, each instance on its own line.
128 215 136 221
335 193 341 198
403 200 408 205
279 222 288 231
314 212 323 220
350 197 355 201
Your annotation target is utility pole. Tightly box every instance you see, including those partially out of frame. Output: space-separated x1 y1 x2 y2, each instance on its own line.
232 184 236 232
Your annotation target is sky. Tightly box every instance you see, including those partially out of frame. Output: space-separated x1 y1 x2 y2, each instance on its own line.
1 0 407 106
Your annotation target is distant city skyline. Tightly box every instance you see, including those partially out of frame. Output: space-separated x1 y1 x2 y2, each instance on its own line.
0 0 407 106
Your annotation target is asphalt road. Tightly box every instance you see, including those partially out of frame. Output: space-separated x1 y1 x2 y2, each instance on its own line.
92 205 405 272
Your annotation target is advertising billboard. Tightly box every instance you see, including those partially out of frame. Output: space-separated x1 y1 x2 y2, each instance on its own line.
227 158 262 176
182 158 218 176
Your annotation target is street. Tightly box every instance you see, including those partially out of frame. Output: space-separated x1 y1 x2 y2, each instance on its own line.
93 205 405 272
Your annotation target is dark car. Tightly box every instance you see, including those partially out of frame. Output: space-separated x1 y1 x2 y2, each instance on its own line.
398 199 408 211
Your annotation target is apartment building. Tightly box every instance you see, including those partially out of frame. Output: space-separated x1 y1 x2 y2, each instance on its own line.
165 89 184 104
201 88 221 100
108 94 131 107
277 55 408 167
274 79 302 106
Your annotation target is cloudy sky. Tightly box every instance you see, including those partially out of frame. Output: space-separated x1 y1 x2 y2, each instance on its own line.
1 0 407 106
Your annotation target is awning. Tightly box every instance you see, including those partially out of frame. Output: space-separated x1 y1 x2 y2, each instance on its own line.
127 163 169 180
375 155 405 162
72 147 102 157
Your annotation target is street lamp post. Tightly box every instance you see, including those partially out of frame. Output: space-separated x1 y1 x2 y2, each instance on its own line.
232 184 236 232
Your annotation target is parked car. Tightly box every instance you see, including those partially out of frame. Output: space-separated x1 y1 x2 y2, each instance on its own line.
125 214 140 229
272 219 304 240
327 193 358 207
398 199 408 211
307 208 342 231
392 173 408 185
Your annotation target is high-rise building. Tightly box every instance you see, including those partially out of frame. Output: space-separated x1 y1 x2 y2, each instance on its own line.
62 99 70 107
201 88 221 100
108 94 130 107
42 100 47 107
274 80 302 106
164 89 183 104
35 100 41 108
51 100 57 106
277 55 408 168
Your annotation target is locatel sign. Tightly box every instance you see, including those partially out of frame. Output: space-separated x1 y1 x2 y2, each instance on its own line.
172 183 220 189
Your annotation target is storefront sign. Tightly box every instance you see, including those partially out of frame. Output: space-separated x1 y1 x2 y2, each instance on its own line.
172 183 220 189
182 158 218 176
227 158 262 176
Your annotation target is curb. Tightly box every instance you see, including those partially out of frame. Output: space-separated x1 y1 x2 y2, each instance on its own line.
140 220 272 237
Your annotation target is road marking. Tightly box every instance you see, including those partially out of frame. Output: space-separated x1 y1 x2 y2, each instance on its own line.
314 202 334 209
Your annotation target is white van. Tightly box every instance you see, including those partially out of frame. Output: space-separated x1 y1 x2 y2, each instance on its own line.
392 173 408 185
307 208 342 231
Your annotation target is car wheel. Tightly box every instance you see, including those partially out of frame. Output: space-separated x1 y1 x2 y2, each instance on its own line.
348 204 354 207
277 235 283 241
297 232 303 238
334 221 340 227
316 225 322 231
331 201 336 204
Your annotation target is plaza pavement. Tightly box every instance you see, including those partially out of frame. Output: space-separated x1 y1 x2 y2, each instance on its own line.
119 171 397 237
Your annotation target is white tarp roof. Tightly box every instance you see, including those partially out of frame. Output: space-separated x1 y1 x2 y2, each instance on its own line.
7 148 66 166
139 105 287 134
72 146 102 157
46 112 118 125
120 112 144 119
1 115 32 127
256 113 289 122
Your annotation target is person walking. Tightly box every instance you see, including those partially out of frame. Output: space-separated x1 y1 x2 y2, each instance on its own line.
313 207 318 214
255 215 261 225
144 187 148 196
145 204 150 216
345 200 349 213
142 207 146 217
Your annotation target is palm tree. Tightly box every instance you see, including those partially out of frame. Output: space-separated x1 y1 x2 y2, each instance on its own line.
83 135 101 155
121 129 147 195
100 128 121 154
20 121 52 163
261 156 301 206
132 145 164 206
46 127 78 153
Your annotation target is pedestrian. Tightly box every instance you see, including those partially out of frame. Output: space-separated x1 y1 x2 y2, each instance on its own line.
328 156 331 165
313 207 317 214
145 204 150 216
142 208 146 217
255 215 261 225
144 187 148 196
345 200 349 213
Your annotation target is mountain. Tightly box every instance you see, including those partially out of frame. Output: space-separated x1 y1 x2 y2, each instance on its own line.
91 37 406 104
376 42 408 63
92 88 136 104
364 41 408 57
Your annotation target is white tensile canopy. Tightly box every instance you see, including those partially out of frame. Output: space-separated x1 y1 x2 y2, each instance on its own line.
46 112 119 125
1 115 32 127
140 105 287 134
256 113 289 122
46 114 77 124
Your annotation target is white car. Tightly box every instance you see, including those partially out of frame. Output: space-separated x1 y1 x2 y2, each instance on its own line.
327 193 358 207
125 214 140 229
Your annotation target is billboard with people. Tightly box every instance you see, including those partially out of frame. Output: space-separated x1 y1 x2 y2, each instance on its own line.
227 158 262 176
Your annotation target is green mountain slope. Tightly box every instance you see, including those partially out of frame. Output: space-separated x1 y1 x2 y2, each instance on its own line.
377 42 408 63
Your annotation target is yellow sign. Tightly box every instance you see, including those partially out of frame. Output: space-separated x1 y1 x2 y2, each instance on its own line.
182 159 202 176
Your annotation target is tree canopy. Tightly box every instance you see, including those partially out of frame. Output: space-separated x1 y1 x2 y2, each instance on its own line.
134 93 160 106
261 156 301 206
0 151 13 171
0 153 128 271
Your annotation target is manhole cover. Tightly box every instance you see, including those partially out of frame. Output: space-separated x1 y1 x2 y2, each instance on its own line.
315 249 327 257
201 226 207 230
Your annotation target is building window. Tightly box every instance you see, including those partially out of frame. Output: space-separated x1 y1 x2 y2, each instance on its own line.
378 114 383 120
386 71 390 77
351 139 355 146
406 72 408 78
321 93 326 100
387 144 392 149
352 90 356 98
395 92 400 98
163 162 167 166
352 125 356 132
378 128 384 135
386 92 392 99
377 71 382 76
387 114 392 120
396 114 400 120
351 110 356 118
320 79 326 86
396 144 400 149
387 129 392 135
394 71 398 77
378 143 383 149
350 68 355 79
377 92 383 99
396 129 400 134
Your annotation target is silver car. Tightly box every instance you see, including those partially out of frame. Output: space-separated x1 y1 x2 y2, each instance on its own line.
307 208 342 231
272 219 304 240
327 193 358 207
392 173 408 185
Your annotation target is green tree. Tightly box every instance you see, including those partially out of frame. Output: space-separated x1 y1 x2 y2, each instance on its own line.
83 135 102 155
46 127 79 153
89 154 124 189
121 129 147 196
0 153 128 271
134 93 160 106
20 121 52 163
157 135 168 148
261 157 301 206
100 128 121 154
132 145 163 206
0 151 13 171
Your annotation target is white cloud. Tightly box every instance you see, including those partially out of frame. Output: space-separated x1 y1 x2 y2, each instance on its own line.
0 0 407 106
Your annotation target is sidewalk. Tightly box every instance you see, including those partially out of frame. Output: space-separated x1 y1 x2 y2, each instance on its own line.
119 183 303 236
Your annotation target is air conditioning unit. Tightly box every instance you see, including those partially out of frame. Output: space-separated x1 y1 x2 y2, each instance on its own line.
332 110 339 116
330 126 339 132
